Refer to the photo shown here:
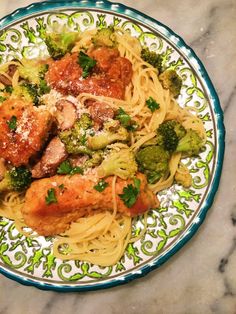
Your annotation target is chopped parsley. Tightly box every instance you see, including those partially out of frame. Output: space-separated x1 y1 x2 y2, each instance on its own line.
146 96 160 112
7 115 17 131
57 160 84 175
78 51 97 78
45 188 57 205
58 184 65 190
0 96 6 103
116 107 138 132
119 177 141 208
70 166 84 175
4 86 13 94
93 179 109 192
57 160 72 174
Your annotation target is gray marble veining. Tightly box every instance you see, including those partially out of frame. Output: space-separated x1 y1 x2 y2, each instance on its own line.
0 0 235 313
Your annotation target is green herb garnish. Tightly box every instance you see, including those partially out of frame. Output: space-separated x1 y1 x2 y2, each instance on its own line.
45 188 57 205
70 166 84 175
0 96 6 103
116 107 138 132
119 177 141 208
4 86 13 94
78 51 97 78
57 160 84 175
58 184 65 190
57 160 72 174
93 179 109 192
7 115 17 131
146 96 160 112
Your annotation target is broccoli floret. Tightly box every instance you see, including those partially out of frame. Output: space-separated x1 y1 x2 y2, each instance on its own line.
45 32 79 60
159 69 182 98
84 151 103 168
87 123 129 150
92 26 116 48
176 129 204 156
98 149 137 179
0 166 32 192
77 113 93 130
16 60 50 104
155 120 186 152
136 146 170 184
59 114 93 155
175 164 192 188
18 59 48 85
141 47 164 73
156 120 182 152
11 83 40 105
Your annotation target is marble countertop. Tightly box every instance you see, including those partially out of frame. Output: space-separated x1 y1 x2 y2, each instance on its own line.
0 0 235 313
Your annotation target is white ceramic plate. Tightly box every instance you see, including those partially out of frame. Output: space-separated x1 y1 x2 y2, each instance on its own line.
0 0 225 291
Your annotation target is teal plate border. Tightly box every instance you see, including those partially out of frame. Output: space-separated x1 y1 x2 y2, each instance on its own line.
0 0 225 292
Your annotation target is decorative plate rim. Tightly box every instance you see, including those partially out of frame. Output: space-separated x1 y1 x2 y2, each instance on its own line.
0 0 225 292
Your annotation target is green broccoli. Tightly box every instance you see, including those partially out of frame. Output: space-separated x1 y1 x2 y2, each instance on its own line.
18 59 48 86
11 83 40 105
0 166 32 192
115 107 138 131
84 150 103 168
156 120 186 152
159 69 182 98
174 164 192 188
59 114 93 155
92 26 116 48
97 149 137 179
16 60 50 104
77 113 93 130
87 122 129 150
45 31 80 60
176 129 205 156
136 146 170 184
141 47 164 73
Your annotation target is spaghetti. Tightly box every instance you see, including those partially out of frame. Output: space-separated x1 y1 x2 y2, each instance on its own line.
0 27 206 266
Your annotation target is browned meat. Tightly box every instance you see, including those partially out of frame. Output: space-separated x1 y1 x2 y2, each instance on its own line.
55 99 77 130
0 63 18 86
45 48 133 100
89 101 115 128
31 137 68 178
89 47 119 72
69 155 89 168
0 74 11 86
7 64 18 78
0 99 53 166
107 57 133 86
21 172 158 236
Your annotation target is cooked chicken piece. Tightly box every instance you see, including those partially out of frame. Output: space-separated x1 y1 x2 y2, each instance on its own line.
0 99 52 166
55 99 77 130
31 137 68 179
0 158 6 181
89 101 115 129
21 172 158 236
89 47 119 72
107 57 133 86
46 48 133 99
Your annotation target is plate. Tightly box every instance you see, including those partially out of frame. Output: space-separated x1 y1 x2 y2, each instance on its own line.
0 0 225 291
